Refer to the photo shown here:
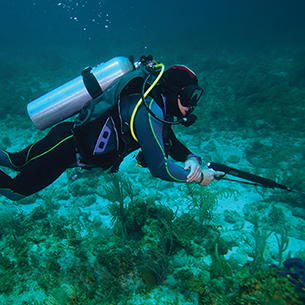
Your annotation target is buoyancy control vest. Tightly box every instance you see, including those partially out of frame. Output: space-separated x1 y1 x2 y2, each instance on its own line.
72 65 153 172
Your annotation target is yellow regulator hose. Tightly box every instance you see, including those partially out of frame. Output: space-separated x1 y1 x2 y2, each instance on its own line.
130 63 165 142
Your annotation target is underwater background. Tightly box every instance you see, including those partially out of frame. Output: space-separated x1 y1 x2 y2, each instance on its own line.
1 0 305 304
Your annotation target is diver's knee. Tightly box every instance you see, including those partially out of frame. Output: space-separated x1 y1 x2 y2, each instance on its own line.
0 150 19 170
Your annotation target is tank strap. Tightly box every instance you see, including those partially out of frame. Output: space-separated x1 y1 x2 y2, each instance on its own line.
82 67 103 99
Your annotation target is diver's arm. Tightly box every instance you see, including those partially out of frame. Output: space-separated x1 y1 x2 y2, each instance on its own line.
134 100 224 184
135 102 190 182
166 127 203 182
166 127 192 162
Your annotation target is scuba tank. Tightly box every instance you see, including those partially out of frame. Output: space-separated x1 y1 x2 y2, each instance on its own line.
27 56 134 130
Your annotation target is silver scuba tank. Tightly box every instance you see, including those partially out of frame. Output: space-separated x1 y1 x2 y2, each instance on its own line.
27 56 134 130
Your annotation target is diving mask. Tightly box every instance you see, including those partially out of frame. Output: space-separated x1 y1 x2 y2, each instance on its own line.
179 84 203 108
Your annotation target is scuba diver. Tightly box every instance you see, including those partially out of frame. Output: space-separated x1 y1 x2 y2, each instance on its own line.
0 56 224 201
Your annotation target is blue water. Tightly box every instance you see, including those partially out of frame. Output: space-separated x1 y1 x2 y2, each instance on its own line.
1 0 304 51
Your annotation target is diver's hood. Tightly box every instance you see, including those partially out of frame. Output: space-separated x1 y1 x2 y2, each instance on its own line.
160 65 203 126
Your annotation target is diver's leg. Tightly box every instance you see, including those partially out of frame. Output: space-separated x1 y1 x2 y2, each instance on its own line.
0 169 24 200
0 149 23 171
0 122 76 170
0 137 39 171
0 122 76 200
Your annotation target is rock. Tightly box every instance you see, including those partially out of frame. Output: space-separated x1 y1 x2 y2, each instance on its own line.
227 155 240 164
222 231 241 248
292 208 305 220
224 209 242 224
229 252 249 269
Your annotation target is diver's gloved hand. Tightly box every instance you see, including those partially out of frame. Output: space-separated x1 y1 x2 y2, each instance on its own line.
184 157 202 183
197 168 225 186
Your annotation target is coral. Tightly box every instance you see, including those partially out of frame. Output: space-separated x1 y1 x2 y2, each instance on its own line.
96 244 140 278
43 188 59 217
103 174 125 205
244 213 273 274
182 184 217 225
107 199 130 242
31 205 49 220
279 258 305 295
275 227 290 266
179 183 235 226
214 243 234 291
237 267 304 305
104 174 138 242
185 260 305 305
143 251 169 285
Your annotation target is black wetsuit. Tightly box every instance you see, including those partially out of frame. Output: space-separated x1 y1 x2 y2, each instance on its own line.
0 95 194 200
